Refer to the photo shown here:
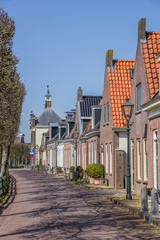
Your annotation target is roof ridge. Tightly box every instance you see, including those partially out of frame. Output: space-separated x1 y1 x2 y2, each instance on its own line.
147 31 160 34
113 60 135 62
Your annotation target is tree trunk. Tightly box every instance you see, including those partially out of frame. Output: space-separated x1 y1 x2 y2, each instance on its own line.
0 146 8 176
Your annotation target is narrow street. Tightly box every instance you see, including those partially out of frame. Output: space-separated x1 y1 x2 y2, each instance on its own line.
0 170 160 240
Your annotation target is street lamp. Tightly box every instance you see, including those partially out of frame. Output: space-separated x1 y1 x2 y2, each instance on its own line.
121 97 134 200
74 130 79 181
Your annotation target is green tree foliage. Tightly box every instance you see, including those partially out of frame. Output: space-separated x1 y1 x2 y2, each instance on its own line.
9 143 30 166
0 9 25 175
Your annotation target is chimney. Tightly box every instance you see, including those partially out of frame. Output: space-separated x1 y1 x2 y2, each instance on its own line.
106 49 113 69
156 51 160 95
77 87 83 101
138 18 146 43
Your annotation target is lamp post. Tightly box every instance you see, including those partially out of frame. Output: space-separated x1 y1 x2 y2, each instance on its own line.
55 141 58 175
74 130 79 181
121 97 134 200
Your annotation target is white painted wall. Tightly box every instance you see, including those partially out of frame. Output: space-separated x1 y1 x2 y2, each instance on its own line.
119 132 127 174
50 149 53 168
71 144 74 166
35 126 48 165
57 144 64 167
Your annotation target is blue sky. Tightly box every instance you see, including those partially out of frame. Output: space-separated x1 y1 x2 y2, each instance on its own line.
1 0 160 142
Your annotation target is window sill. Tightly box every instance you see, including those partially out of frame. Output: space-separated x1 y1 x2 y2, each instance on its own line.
109 173 112 176
136 180 141 183
142 181 148 185
135 110 141 115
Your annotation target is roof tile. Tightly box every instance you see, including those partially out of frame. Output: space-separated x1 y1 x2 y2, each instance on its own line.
108 60 135 128
142 32 160 98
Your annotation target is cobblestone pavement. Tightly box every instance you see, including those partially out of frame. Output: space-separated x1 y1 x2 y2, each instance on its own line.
0 170 160 240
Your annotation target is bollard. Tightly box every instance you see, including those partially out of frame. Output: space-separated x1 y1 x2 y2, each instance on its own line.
139 186 148 215
149 188 160 223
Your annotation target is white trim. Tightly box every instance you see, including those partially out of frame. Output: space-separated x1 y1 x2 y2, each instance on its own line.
94 141 96 163
153 130 158 190
109 143 112 174
105 144 108 174
137 139 141 180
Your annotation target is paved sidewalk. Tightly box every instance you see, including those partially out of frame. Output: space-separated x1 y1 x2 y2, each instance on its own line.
0 169 160 239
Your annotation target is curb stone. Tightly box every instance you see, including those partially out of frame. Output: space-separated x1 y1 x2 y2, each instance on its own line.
0 175 16 215
105 195 160 229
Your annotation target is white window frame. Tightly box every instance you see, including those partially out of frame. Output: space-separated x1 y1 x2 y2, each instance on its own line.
101 145 104 164
109 143 112 174
153 130 158 189
137 139 141 180
105 144 108 174
143 138 148 182
88 142 91 164
94 141 96 163
91 142 93 164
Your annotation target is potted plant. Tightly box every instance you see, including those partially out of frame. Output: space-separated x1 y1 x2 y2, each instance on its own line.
70 166 75 172
146 186 152 196
86 163 104 185
57 166 62 174
77 166 83 179
69 166 75 181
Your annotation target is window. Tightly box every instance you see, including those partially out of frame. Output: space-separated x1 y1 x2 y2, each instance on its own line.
105 144 108 174
110 143 112 174
94 141 96 163
130 68 134 79
131 140 135 191
104 105 106 124
91 142 93 164
137 83 141 111
107 103 109 124
153 131 158 189
143 139 148 181
88 143 91 164
101 145 104 164
137 140 141 180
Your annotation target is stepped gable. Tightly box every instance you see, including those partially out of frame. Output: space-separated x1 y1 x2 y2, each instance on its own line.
108 60 135 128
36 107 61 126
142 32 160 98
80 96 102 117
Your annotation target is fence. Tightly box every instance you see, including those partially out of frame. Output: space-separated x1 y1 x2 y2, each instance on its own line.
0 172 10 198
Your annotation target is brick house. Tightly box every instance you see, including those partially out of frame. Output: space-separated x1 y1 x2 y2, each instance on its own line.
130 18 160 194
100 50 135 189
63 113 75 169
74 87 102 169
80 100 102 171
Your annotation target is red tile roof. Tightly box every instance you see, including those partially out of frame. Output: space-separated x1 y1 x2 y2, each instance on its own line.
142 32 160 98
108 60 135 128
69 126 75 139
83 119 92 134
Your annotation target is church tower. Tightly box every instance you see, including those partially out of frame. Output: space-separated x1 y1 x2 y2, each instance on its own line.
44 85 52 109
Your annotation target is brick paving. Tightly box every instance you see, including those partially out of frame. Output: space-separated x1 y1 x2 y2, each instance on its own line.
0 170 160 239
